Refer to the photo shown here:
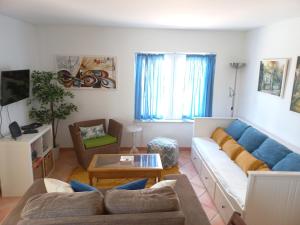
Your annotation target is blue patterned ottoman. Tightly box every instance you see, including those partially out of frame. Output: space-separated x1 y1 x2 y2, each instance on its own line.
147 137 179 168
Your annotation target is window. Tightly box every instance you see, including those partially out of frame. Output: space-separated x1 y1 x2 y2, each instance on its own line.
135 53 216 120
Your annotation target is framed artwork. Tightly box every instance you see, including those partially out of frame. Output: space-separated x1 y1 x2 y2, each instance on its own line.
257 58 289 97
56 55 117 89
291 56 300 113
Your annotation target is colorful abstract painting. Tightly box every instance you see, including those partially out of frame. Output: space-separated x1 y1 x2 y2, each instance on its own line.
291 57 300 113
257 58 288 97
56 55 116 89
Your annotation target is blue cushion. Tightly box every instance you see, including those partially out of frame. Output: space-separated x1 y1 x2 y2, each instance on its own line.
115 179 148 190
225 120 249 140
70 180 98 192
252 138 292 168
273 153 300 171
237 127 268 152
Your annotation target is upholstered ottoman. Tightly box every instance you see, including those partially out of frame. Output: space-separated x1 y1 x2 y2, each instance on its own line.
147 137 179 168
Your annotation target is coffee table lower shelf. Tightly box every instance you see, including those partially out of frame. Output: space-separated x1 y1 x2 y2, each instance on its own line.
88 170 162 185
87 153 163 186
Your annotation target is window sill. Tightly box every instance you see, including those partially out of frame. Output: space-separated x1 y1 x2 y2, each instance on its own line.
134 119 194 123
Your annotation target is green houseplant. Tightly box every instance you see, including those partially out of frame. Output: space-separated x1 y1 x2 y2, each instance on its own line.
29 71 78 148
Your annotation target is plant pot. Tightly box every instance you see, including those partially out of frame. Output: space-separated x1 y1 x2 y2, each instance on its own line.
52 145 60 161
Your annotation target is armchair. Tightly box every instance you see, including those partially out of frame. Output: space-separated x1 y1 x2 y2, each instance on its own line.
69 119 123 169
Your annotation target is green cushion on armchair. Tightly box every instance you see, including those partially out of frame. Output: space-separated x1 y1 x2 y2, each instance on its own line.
83 135 117 149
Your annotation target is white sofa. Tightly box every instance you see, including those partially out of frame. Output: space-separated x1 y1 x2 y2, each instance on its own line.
191 117 300 225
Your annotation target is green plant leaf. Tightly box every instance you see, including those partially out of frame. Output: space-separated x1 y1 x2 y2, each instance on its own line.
29 70 78 147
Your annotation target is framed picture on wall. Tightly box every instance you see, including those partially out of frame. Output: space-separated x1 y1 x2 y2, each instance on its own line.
290 56 300 113
56 55 117 89
257 58 289 97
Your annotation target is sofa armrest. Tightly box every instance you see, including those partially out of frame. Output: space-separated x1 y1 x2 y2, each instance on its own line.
193 117 236 137
164 174 210 225
69 125 87 167
2 179 47 225
108 119 123 145
69 125 85 152
244 171 300 225
17 211 185 225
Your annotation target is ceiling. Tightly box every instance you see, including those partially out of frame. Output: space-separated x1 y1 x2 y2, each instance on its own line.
1 0 300 30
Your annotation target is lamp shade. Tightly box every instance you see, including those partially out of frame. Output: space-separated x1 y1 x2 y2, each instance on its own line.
230 62 246 69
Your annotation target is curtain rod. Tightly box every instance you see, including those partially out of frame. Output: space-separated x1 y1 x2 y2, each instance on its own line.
136 51 216 55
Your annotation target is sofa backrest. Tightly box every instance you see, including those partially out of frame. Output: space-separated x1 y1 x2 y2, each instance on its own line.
252 138 292 168
225 119 249 140
2 178 187 225
236 118 300 154
225 119 300 171
237 127 268 153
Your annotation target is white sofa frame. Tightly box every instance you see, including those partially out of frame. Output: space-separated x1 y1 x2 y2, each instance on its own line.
192 117 300 225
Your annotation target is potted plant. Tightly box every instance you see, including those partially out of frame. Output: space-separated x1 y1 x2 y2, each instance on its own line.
29 71 78 159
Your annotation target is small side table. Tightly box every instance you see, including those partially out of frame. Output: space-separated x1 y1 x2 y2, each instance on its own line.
127 125 142 154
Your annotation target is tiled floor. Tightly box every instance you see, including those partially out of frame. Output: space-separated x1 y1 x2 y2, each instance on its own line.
178 149 225 225
0 148 225 225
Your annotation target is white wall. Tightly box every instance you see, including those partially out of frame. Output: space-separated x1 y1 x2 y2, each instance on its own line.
237 17 300 150
0 14 38 135
36 26 246 147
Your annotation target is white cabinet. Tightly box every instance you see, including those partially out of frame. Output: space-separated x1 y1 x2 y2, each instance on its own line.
200 162 216 198
0 125 54 197
214 184 235 222
191 147 202 173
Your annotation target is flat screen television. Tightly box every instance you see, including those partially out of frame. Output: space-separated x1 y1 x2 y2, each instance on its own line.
1 69 30 106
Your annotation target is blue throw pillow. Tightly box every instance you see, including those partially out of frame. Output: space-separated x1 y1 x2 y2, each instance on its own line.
225 120 249 140
115 179 148 190
70 180 98 192
252 138 292 168
273 153 300 172
237 127 268 153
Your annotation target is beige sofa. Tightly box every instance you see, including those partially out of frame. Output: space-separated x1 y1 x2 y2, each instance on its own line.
2 174 210 225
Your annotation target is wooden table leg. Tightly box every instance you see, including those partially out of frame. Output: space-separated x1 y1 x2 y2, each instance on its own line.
156 171 162 182
89 174 93 185
157 176 161 182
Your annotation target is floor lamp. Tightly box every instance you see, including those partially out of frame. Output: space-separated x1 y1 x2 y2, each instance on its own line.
229 62 246 117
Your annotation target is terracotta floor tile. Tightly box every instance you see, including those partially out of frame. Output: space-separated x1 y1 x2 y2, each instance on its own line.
179 168 197 180
0 207 15 222
178 156 191 167
49 149 79 182
180 161 197 173
179 152 191 160
191 183 206 196
0 197 20 209
198 191 217 211
210 214 226 225
201 202 218 220
190 174 204 187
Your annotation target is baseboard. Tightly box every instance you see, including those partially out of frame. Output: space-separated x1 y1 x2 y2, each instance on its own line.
60 147 191 152
122 147 191 151
60 147 74 152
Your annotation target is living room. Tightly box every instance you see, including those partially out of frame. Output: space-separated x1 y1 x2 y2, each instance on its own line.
0 1 300 225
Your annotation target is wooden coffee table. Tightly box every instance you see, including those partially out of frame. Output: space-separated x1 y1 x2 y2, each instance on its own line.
87 153 163 185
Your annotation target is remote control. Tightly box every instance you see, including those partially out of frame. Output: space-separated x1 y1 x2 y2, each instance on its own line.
23 129 38 134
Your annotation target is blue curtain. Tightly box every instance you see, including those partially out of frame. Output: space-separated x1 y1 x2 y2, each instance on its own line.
135 53 216 120
135 53 164 120
182 54 216 119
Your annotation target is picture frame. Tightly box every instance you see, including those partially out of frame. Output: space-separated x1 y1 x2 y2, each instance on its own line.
257 58 289 97
290 56 300 113
56 55 117 89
